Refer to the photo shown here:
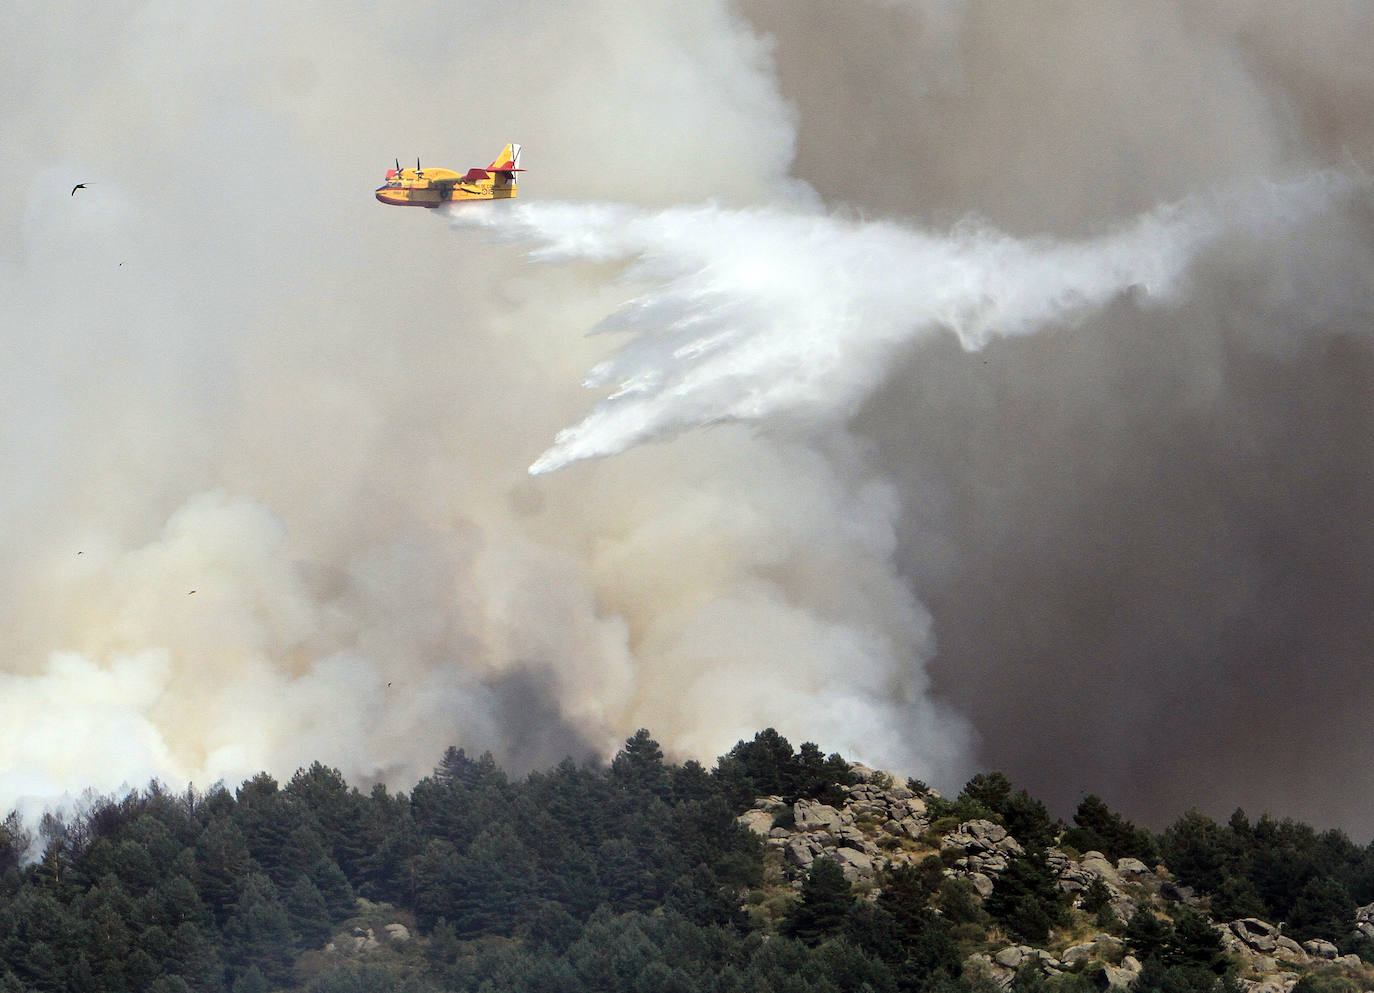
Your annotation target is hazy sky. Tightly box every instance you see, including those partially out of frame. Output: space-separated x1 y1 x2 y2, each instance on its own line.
3 1 1373 836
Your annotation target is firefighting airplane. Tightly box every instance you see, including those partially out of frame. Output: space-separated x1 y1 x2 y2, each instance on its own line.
375 143 523 207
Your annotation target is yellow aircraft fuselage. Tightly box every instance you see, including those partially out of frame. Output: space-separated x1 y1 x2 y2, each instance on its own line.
375 143 522 208
374 167 517 207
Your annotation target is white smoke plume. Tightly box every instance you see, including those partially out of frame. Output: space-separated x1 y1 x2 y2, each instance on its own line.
0 0 977 825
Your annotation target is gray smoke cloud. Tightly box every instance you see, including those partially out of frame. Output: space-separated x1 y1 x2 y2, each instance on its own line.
739 0 1374 833
0 0 970 819
2 0 1373 838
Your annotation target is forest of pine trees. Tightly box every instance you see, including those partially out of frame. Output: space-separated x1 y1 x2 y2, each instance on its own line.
1 729 1373 993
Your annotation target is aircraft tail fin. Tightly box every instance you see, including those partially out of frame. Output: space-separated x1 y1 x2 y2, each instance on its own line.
488 143 523 182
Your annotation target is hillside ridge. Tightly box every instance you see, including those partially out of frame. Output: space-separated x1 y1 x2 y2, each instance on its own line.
736 761 1374 992
3 730 1374 993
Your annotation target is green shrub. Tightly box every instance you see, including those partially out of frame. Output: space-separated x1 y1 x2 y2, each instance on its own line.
1291 968 1361 993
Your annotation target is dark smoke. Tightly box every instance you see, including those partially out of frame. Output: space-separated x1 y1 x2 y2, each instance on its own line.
742 0 1374 833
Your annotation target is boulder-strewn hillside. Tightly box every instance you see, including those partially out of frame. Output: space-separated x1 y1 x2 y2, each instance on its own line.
738 762 1374 992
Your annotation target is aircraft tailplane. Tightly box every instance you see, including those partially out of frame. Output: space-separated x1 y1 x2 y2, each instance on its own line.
488 143 523 182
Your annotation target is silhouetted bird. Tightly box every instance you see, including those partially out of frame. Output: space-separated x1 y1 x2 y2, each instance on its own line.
71 183 87 196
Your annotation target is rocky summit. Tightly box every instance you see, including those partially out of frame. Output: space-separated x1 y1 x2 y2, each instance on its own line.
738 763 1374 991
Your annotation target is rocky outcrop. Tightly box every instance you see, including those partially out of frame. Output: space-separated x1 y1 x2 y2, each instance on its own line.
1223 917 1307 962
943 819 1023 898
966 942 1142 990
1356 901 1374 942
1049 848 1145 922
740 777 932 884
1215 917 1374 990
1093 958 1143 990
737 808 777 837
324 921 413 956
736 766 1374 993
1060 935 1124 967
1302 938 1338 960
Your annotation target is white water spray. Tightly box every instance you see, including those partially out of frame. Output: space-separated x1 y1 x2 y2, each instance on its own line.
449 174 1358 474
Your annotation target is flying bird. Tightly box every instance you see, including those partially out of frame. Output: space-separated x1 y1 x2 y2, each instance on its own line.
71 183 87 196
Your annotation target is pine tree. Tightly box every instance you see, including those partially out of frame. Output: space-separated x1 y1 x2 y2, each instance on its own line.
1288 876 1355 944
283 874 331 949
0 812 31 877
1167 908 1229 973
1064 794 1159 864
1125 906 1174 962
223 874 296 985
611 730 670 799
783 857 855 946
985 849 1068 943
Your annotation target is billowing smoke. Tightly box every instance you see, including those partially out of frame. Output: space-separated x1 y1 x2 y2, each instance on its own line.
0 0 967 819
3 0 1373 837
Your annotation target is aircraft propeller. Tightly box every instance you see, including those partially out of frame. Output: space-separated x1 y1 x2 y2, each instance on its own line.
415 156 424 178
